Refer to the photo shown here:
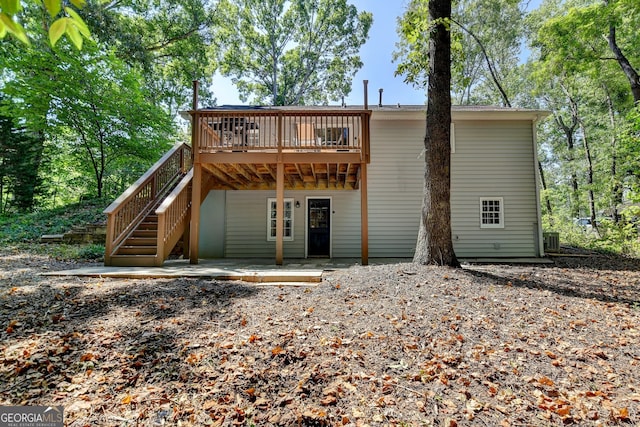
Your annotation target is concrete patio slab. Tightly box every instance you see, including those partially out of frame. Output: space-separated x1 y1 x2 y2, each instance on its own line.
42 258 391 282
42 257 553 283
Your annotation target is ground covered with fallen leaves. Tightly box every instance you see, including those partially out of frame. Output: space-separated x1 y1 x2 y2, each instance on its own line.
1 247 639 426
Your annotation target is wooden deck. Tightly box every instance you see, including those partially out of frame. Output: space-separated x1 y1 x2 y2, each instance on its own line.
193 108 370 191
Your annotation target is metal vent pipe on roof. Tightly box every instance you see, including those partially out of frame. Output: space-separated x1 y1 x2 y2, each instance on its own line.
363 80 369 109
378 88 383 107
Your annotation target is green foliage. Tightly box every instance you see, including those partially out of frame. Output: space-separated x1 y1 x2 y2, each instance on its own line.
215 0 373 105
393 0 431 88
395 0 524 107
0 197 106 243
5 242 105 261
1 38 176 199
544 214 640 258
0 196 106 261
82 0 218 113
0 0 90 48
75 243 105 260
0 96 46 212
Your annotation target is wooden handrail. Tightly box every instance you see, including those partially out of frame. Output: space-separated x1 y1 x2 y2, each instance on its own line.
191 109 371 158
155 169 193 265
104 142 192 265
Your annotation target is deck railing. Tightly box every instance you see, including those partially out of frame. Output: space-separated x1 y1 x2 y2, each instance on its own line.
192 109 370 158
104 142 192 265
155 169 193 265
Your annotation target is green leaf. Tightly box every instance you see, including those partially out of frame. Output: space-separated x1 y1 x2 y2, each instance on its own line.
0 12 29 44
9 18 27 44
0 0 21 15
44 0 61 17
0 12 14 28
66 20 82 49
0 18 6 38
64 6 90 38
69 0 86 8
49 17 66 46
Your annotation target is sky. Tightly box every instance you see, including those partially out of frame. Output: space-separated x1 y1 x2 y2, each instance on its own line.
211 0 542 107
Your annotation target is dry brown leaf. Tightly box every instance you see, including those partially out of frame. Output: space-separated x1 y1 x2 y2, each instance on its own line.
538 376 555 386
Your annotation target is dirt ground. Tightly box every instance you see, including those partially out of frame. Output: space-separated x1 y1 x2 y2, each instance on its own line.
1 246 639 426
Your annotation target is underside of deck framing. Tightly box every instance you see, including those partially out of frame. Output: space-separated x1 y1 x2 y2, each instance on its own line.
202 162 361 190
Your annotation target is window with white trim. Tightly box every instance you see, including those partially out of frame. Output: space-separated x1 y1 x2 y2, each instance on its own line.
267 198 294 241
480 198 504 228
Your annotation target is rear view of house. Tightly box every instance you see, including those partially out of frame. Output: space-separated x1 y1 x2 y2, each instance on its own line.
104 99 548 266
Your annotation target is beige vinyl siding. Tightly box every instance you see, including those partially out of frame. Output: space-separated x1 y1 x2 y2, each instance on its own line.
198 111 541 260
221 190 361 258
199 190 225 258
451 120 538 257
367 119 424 257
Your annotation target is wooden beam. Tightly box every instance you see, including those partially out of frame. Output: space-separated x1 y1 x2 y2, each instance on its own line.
203 165 242 190
276 161 284 265
230 163 253 183
344 163 351 189
189 164 202 264
295 164 304 183
360 161 368 265
200 151 362 165
265 164 277 181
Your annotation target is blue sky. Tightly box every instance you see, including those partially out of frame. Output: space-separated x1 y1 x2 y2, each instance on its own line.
212 0 541 106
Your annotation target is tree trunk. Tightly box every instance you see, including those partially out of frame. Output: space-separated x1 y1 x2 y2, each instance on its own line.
451 18 512 107
607 25 640 103
413 0 459 267
538 160 553 216
554 114 580 218
579 121 596 225
603 83 623 222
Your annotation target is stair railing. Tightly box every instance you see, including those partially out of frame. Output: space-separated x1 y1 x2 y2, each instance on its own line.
104 142 192 265
155 169 193 266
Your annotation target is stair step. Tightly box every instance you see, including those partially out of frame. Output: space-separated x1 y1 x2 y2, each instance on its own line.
125 237 157 246
132 230 157 238
145 215 158 223
109 255 157 267
41 234 65 243
137 222 159 231
117 246 157 255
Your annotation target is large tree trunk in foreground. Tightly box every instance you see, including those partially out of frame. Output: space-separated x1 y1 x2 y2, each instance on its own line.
413 0 459 267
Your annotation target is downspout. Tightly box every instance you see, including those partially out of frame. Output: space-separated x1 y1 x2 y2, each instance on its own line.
532 116 545 257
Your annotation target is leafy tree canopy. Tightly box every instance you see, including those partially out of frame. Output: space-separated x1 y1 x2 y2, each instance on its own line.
214 0 372 105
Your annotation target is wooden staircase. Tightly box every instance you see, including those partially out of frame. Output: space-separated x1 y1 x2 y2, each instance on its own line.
104 143 193 267
109 212 161 265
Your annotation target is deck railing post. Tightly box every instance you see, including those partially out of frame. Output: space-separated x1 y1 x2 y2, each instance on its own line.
277 113 283 154
192 111 200 164
104 213 115 265
156 212 166 266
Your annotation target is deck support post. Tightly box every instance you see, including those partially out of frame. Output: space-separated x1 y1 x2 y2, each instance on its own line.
276 161 284 266
189 105 201 265
189 164 202 264
360 161 369 266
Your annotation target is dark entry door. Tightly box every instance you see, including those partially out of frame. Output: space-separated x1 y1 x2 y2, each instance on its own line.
308 199 330 257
